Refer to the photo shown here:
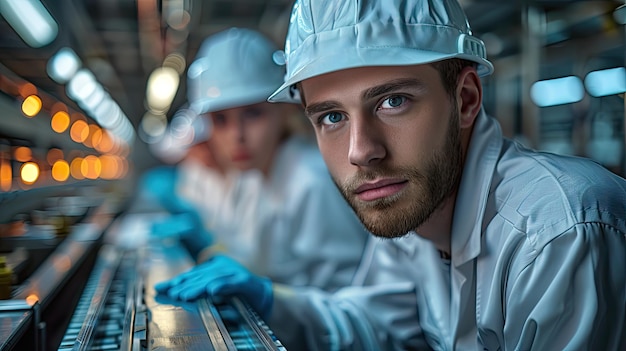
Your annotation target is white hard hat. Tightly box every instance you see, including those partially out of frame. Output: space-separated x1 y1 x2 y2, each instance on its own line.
188 27 285 114
268 0 494 103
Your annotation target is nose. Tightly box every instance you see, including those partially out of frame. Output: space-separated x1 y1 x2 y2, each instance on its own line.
234 115 246 143
348 117 386 167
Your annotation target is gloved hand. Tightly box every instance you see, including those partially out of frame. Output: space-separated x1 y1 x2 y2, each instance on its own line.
154 254 274 319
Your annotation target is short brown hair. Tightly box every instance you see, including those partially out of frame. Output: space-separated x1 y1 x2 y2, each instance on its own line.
430 59 477 97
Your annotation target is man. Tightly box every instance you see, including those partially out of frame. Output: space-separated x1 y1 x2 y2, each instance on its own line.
156 1 626 349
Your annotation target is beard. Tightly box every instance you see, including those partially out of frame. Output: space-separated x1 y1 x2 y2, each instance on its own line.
334 105 463 239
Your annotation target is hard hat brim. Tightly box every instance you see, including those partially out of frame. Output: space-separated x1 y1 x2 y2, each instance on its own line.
268 21 494 104
268 48 493 104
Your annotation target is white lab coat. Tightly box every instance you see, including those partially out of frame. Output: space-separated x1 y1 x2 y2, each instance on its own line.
177 136 369 291
269 110 626 350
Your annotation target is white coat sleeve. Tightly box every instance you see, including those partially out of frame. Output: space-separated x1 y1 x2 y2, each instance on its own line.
504 223 626 350
269 283 431 351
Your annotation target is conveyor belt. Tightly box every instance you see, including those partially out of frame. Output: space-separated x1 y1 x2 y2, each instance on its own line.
56 213 288 350
198 297 286 351
57 245 129 350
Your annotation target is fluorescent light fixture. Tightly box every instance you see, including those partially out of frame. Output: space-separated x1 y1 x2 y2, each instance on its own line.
67 69 98 101
97 102 123 129
47 48 82 84
530 76 584 107
92 99 116 125
110 118 134 143
80 86 107 115
584 67 626 97
0 0 58 48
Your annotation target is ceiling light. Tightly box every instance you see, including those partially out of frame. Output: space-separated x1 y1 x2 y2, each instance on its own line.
0 0 58 48
146 67 180 113
530 76 584 107
47 48 82 84
584 67 626 97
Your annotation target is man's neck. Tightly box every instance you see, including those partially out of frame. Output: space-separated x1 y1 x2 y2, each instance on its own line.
413 193 457 256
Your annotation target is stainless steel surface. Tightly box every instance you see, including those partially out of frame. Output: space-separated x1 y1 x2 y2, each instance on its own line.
142 238 219 350
51 212 288 350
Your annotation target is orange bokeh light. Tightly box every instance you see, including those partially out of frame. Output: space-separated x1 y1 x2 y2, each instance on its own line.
51 160 70 182
51 111 71 133
21 95 42 117
70 120 89 143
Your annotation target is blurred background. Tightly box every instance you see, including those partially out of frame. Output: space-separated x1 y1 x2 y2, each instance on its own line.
0 1 623 350
0 0 624 198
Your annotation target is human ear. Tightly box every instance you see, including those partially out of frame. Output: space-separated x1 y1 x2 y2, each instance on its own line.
456 67 482 129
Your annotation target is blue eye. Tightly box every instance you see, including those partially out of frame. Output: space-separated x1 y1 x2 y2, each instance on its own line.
320 112 344 125
380 95 406 109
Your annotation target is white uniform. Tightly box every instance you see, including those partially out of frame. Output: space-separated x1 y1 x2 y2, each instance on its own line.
178 136 369 291
269 110 626 350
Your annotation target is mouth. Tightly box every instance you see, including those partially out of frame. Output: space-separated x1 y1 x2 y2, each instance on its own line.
231 151 251 162
354 178 408 201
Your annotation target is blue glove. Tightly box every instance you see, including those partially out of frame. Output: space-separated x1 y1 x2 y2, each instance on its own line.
154 255 274 319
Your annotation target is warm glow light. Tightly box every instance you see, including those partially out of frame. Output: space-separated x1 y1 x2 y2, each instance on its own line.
146 67 180 112
95 132 114 153
25 294 39 306
14 146 31 162
18 83 37 98
20 162 39 184
99 155 118 180
46 148 63 165
91 128 103 148
21 95 42 117
70 120 89 143
53 255 71 272
51 160 70 181
81 155 101 179
51 111 70 133
83 124 101 148
70 158 84 180
0 159 11 191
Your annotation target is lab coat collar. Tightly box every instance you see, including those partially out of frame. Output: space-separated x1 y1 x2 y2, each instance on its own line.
451 109 502 266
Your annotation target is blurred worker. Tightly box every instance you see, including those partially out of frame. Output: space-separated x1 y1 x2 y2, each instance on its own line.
151 27 369 292
137 130 218 259
155 0 626 350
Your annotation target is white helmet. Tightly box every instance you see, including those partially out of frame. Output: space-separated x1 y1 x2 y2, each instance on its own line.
268 0 494 103
188 27 285 114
